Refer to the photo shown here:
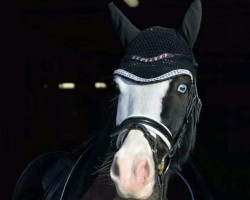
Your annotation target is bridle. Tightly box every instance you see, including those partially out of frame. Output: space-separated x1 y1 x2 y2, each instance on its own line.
110 71 201 200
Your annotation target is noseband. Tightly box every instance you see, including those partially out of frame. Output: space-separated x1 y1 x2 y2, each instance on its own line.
110 80 201 200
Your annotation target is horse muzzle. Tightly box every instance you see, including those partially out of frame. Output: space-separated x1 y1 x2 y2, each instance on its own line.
110 129 155 199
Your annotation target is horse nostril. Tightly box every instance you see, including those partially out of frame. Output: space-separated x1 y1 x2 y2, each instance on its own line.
112 158 120 177
134 159 150 184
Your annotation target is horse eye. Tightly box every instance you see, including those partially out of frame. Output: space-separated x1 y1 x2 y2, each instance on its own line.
177 84 187 94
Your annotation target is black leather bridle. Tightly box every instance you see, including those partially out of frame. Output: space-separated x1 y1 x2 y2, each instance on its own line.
110 80 202 200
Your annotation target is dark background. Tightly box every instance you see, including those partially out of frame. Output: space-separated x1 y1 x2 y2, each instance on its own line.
1 0 250 199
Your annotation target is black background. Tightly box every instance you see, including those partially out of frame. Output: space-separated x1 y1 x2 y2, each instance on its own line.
1 0 250 199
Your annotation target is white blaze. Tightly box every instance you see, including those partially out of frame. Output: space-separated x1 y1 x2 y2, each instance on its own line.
115 76 171 125
111 76 172 199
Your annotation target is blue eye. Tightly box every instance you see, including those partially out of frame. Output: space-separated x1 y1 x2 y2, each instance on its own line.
177 84 187 93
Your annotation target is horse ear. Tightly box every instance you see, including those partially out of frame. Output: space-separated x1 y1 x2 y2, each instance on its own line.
177 0 202 48
108 2 140 46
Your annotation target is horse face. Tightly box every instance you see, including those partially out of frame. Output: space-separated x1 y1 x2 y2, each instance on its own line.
110 75 191 199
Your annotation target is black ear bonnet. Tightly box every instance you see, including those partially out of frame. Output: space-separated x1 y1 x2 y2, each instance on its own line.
118 27 197 82
109 0 202 83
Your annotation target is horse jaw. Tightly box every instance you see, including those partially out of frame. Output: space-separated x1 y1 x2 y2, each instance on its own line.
110 76 171 199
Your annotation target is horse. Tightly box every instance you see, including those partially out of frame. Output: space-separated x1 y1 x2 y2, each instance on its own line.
13 1 212 199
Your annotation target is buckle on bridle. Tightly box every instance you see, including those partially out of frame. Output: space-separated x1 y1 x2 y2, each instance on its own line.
158 153 172 176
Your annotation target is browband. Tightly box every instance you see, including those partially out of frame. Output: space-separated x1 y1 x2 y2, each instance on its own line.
114 69 194 83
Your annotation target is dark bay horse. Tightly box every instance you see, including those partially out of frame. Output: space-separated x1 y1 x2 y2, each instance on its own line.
13 1 212 199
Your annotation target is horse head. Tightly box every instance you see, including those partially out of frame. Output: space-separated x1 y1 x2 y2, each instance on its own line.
108 1 202 199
